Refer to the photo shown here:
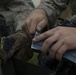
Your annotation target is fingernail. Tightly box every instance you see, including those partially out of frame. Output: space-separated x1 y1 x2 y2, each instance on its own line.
37 27 41 31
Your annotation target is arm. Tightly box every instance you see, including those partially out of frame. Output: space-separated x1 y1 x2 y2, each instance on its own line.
38 0 70 23
21 0 70 36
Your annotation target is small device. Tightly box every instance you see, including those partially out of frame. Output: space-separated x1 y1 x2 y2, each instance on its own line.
31 32 44 52
31 31 50 53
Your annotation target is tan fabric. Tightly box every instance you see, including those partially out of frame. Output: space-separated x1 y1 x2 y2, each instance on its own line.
7 31 33 61
0 31 33 63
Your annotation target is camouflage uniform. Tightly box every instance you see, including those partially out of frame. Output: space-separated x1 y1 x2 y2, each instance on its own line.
0 0 35 62
0 0 34 32
38 0 76 24
1 0 75 32
0 0 76 63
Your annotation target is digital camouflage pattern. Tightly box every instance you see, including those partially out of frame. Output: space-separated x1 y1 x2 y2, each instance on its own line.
0 0 34 32
0 0 34 63
0 0 76 65
0 0 76 32
38 0 76 24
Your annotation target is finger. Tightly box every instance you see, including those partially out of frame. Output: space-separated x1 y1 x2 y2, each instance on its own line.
33 28 55 42
49 40 63 59
56 44 67 61
29 19 39 34
41 33 59 55
37 19 47 31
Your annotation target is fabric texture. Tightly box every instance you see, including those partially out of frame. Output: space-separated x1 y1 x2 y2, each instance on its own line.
0 0 34 62
38 0 76 25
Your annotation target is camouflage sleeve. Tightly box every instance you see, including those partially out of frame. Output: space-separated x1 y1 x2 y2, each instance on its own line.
38 0 70 23
7 0 34 32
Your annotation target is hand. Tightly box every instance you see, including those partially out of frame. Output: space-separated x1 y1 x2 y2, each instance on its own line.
22 9 48 37
7 31 33 61
33 27 76 61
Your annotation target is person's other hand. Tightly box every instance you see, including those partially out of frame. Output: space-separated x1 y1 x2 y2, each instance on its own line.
22 9 48 37
33 27 76 61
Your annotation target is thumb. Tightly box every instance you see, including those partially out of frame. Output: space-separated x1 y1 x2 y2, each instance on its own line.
37 20 47 32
